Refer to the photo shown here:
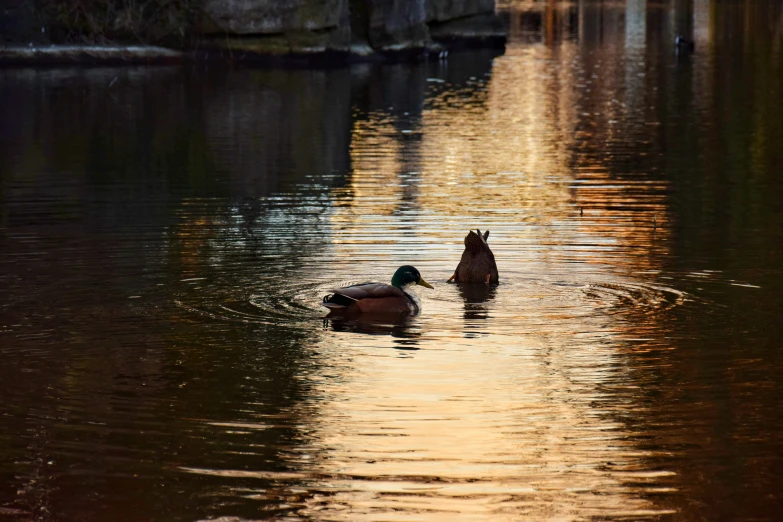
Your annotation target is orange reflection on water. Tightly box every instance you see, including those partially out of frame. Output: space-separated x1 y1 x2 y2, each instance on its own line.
310 3 684 519
334 38 670 276
301 308 677 519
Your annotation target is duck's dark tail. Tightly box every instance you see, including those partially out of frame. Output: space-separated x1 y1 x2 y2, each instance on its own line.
323 292 356 309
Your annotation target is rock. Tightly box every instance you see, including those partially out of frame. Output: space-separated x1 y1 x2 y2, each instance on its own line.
429 13 506 48
426 0 496 23
203 27 351 57
0 45 182 65
196 0 505 59
366 0 430 51
11 0 506 63
198 0 352 57
200 0 349 35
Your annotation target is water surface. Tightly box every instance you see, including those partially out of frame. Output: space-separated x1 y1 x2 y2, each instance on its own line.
2 1 783 520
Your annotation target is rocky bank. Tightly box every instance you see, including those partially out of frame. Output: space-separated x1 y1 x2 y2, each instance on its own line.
1 0 505 65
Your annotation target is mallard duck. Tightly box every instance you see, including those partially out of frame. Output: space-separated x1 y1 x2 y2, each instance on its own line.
322 265 434 315
675 34 694 52
448 229 499 284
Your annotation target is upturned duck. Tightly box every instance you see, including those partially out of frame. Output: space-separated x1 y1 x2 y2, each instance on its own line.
323 265 434 315
448 229 499 284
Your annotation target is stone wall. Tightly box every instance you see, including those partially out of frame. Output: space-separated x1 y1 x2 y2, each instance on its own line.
426 0 496 22
200 0 349 35
365 0 430 51
1 0 504 62
198 0 505 58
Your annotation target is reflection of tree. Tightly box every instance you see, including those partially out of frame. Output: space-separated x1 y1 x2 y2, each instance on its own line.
495 2 783 519
0 64 356 519
665 0 783 271
531 1 781 519
648 7 783 517
2 1 782 517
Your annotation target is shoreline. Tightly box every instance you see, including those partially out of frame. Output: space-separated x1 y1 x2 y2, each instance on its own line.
0 36 506 68
0 45 184 67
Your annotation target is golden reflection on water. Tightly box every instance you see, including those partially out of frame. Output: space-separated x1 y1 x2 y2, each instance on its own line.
298 335 677 519
335 38 671 278
4 1 780 520
302 9 683 520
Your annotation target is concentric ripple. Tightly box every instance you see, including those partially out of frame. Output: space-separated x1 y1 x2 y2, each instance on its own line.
3 2 783 519
583 281 689 315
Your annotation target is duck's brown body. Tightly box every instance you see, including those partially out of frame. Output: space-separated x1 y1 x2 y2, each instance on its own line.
322 266 432 316
448 229 499 284
324 282 417 315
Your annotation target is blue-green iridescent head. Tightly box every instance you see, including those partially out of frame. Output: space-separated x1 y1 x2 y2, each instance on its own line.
391 265 434 290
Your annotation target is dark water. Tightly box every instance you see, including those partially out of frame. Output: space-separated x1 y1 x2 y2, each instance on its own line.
2 1 783 520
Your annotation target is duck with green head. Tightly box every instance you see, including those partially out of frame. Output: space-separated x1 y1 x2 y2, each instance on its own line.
322 265 434 315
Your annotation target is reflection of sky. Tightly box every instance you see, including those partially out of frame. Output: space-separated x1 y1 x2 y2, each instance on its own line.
300 337 675 519
331 15 670 280
2 1 782 520
301 3 689 518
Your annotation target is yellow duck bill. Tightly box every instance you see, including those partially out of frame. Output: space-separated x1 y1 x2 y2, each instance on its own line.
418 278 434 289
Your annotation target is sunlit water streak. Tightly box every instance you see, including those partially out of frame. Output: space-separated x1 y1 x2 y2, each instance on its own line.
2 1 783 521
